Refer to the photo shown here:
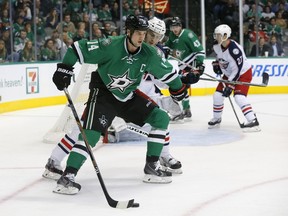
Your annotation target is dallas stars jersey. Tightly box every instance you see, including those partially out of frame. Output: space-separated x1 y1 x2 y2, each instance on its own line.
62 35 181 101
213 39 251 81
165 29 205 70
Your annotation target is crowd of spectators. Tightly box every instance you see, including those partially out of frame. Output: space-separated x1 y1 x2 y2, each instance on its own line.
211 0 288 57
0 0 150 63
1 0 288 64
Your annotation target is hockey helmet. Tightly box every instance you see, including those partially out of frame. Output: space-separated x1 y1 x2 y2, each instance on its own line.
148 17 166 35
170 17 182 27
125 15 149 31
213 24 231 42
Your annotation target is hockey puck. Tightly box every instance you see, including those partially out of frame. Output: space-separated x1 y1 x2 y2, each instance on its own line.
132 203 140 208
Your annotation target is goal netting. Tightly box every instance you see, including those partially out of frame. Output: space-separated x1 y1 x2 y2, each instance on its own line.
43 63 97 144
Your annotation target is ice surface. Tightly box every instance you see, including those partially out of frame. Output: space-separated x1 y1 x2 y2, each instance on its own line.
0 94 288 216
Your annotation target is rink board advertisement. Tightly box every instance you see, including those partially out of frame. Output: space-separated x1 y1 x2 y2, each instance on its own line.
0 59 287 113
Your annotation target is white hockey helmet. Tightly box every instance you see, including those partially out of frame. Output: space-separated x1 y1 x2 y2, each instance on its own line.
213 24 231 44
148 17 166 38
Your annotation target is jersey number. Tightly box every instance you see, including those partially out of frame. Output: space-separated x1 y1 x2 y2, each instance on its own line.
237 56 243 65
193 40 201 47
87 41 99 51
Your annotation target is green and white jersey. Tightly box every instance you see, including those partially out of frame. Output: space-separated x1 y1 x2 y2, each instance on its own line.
63 35 181 102
165 29 205 70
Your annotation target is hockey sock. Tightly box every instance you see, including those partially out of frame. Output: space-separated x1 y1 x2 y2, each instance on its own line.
66 140 89 171
181 98 190 110
146 142 163 160
234 94 256 122
50 134 76 164
146 128 167 158
213 91 225 119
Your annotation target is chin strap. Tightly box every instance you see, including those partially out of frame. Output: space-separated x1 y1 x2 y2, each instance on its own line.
127 31 139 48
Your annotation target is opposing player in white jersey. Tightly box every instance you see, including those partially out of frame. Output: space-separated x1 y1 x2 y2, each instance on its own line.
208 24 260 131
107 17 192 174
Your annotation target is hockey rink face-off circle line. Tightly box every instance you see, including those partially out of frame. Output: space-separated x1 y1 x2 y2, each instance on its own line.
0 178 44 205
182 176 288 216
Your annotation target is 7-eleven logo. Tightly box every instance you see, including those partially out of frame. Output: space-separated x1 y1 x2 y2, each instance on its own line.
26 67 39 94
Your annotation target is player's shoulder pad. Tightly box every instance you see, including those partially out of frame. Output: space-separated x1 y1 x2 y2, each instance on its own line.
99 37 113 46
142 42 163 58
183 29 195 39
228 40 242 57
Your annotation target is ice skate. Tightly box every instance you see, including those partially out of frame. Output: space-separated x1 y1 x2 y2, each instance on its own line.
53 173 81 195
170 113 184 124
208 118 222 128
143 161 172 184
241 118 261 132
160 155 182 174
183 108 192 121
42 158 63 180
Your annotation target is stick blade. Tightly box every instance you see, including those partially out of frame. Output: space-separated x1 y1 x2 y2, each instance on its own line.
113 199 139 209
262 72 269 86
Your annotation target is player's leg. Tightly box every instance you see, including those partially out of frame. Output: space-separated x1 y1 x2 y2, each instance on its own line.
143 108 173 183
234 94 260 130
208 86 225 128
233 72 260 131
159 129 182 174
181 94 192 121
234 70 260 132
54 87 116 195
121 93 172 183
42 126 79 180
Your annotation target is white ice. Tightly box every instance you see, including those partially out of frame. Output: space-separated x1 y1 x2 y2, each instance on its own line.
0 94 288 216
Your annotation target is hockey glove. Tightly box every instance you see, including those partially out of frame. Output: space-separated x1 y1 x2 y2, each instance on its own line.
162 46 172 59
212 61 222 75
181 71 200 84
169 83 188 101
52 63 74 90
222 84 234 97
195 63 205 76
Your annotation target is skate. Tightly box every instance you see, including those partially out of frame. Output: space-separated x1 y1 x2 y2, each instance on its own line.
143 161 172 184
183 108 192 121
170 113 184 124
42 158 63 180
53 173 81 195
208 118 222 128
160 155 182 174
241 118 261 132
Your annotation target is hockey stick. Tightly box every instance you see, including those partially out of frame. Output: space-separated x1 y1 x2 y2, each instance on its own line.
168 55 269 87
63 87 139 209
228 96 244 128
199 72 269 87
127 124 149 137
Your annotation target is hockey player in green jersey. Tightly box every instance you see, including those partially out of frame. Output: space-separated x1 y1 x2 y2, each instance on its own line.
51 15 189 195
165 17 205 121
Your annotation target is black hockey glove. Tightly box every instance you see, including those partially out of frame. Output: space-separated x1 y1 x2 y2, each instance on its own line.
181 71 200 84
162 46 172 59
169 83 188 101
52 63 74 90
222 84 234 97
195 63 205 76
212 61 222 75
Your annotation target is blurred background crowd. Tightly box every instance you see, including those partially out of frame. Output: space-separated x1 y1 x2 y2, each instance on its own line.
0 0 287 63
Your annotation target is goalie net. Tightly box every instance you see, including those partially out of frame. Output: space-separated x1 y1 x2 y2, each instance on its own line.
43 63 97 144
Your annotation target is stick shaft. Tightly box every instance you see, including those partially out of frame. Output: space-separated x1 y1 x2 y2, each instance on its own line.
63 88 129 208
